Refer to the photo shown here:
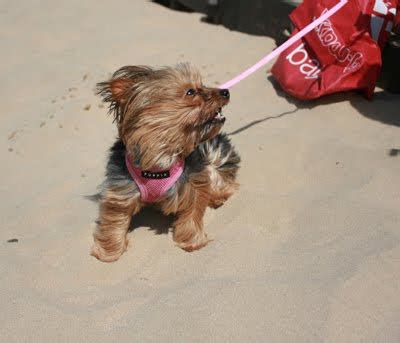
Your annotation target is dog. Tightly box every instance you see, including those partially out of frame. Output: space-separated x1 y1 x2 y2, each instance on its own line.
91 63 240 262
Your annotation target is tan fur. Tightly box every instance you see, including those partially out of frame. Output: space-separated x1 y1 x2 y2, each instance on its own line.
92 64 239 262
91 186 142 262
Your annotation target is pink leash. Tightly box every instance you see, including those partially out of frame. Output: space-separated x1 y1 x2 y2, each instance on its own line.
219 0 349 89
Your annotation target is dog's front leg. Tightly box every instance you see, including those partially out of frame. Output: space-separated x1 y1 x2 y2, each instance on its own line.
173 189 212 252
91 191 141 262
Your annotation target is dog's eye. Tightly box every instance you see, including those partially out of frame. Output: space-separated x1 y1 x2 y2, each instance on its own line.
186 88 196 96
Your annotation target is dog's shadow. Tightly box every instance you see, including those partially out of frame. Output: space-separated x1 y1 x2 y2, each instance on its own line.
129 207 174 234
86 194 174 235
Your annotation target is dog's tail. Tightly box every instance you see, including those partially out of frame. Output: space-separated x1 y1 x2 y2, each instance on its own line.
199 133 240 183
200 133 240 194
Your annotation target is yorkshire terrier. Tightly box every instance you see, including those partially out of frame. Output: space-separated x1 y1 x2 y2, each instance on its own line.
91 63 240 262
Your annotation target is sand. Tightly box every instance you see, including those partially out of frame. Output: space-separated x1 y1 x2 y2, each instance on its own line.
1 1 400 342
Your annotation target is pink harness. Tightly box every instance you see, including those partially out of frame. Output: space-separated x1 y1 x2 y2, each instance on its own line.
125 153 184 203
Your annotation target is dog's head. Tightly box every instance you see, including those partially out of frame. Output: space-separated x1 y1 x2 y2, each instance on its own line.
97 63 229 169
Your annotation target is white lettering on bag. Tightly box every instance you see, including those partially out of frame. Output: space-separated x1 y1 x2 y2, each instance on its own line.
286 43 321 79
314 10 364 73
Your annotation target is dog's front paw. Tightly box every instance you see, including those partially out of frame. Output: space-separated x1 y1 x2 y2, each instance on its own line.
90 238 128 263
176 232 213 252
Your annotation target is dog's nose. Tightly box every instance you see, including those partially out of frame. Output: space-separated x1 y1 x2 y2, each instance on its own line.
219 89 230 99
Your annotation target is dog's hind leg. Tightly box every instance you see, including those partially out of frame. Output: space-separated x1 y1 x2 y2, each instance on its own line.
173 187 212 252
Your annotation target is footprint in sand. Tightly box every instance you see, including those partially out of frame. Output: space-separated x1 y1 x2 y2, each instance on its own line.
68 87 78 98
7 238 18 243
8 130 18 140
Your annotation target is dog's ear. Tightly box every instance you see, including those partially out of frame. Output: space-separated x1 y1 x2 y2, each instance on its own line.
108 78 132 103
96 66 153 123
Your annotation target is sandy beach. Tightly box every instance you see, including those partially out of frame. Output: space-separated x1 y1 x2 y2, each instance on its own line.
1 1 400 341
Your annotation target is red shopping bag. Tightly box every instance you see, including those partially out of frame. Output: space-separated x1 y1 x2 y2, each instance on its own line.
271 0 397 100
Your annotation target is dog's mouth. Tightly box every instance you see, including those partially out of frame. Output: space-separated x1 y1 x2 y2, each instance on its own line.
205 107 226 125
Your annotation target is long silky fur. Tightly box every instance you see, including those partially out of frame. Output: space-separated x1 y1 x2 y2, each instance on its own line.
91 64 240 262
